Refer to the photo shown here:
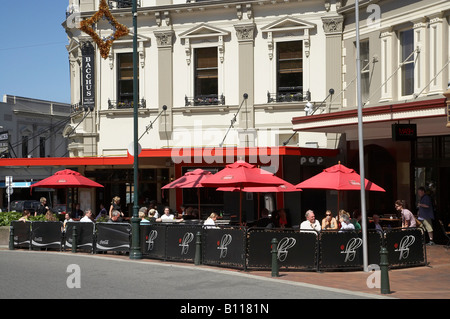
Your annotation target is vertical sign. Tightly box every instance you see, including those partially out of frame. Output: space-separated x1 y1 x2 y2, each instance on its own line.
0 131 9 157
81 42 95 109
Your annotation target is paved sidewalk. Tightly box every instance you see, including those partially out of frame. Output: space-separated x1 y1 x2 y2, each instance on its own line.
251 244 450 299
2 244 449 299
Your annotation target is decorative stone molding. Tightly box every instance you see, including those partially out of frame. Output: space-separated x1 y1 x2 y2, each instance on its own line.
108 48 114 69
322 16 344 35
138 41 145 68
154 30 174 48
179 24 230 64
234 23 255 42
236 4 242 20
155 12 161 27
246 4 252 19
261 17 316 59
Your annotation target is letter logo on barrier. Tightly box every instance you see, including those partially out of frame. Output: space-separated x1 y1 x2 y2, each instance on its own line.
146 230 158 251
179 232 194 255
394 235 415 260
340 238 362 262
217 234 232 258
277 237 296 262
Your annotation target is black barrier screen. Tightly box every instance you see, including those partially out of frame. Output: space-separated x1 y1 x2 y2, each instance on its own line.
31 221 63 250
64 222 95 252
319 231 363 269
96 222 131 252
12 221 31 248
203 227 246 269
247 228 318 270
385 228 426 267
165 225 202 262
140 224 167 259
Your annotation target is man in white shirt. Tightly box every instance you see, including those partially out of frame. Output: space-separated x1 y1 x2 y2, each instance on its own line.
80 209 94 223
160 206 174 221
339 214 355 232
300 210 321 232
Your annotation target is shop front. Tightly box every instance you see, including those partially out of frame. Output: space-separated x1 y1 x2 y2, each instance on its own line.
292 96 450 233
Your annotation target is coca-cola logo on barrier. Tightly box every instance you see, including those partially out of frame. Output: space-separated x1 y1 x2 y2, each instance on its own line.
217 234 232 258
394 235 415 260
179 232 194 255
340 238 363 262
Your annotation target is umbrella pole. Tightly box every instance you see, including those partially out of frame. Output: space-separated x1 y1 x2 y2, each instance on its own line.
197 188 201 218
239 185 243 225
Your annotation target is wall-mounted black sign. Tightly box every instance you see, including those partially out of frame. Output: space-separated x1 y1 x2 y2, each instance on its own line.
81 42 95 109
392 124 417 141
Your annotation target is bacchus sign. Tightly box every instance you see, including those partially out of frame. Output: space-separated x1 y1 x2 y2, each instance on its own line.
82 42 95 109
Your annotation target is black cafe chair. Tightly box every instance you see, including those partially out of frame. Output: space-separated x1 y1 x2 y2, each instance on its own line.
438 220 450 249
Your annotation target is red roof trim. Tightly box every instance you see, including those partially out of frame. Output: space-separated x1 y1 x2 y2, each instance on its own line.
292 97 446 125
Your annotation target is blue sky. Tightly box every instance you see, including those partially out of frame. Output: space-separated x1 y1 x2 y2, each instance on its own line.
0 1 71 103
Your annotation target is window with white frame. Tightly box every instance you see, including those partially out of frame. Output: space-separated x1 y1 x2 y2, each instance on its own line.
359 40 370 103
117 53 139 104
276 41 303 101
194 47 218 98
399 29 414 96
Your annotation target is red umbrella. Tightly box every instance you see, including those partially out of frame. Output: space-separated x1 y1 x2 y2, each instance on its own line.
30 169 103 216
216 182 300 193
161 169 212 215
217 182 300 220
295 162 385 209
30 169 104 189
162 169 212 189
200 160 290 223
200 161 287 188
295 162 385 192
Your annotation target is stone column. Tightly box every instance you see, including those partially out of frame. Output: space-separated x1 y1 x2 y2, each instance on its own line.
321 16 343 112
234 23 255 134
154 30 174 140
379 28 393 102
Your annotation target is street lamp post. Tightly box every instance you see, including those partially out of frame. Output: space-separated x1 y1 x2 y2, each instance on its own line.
355 0 368 272
130 0 142 260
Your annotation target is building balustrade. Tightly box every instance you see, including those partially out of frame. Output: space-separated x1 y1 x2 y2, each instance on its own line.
108 98 146 109
185 94 225 107
267 88 310 104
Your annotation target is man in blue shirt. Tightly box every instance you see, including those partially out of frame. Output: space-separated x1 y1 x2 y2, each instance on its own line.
417 187 435 245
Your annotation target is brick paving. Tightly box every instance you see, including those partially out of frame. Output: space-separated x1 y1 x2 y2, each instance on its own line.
251 244 450 299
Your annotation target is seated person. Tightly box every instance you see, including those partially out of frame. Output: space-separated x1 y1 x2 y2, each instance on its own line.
339 214 355 232
300 210 321 232
321 210 338 230
368 213 383 232
80 209 94 223
160 206 174 221
108 210 122 223
255 208 272 228
203 212 219 229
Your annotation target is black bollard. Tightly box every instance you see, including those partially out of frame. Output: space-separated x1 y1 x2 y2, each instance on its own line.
271 238 279 277
195 231 202 265
9 224 14 250
379 246 390 294
72 225 77 253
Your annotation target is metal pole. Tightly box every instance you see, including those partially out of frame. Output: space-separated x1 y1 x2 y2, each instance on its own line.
271 238 279 277
355 0 369 272
130 0 142 259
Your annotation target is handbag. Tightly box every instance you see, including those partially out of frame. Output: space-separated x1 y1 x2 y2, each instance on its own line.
415 217 422 227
